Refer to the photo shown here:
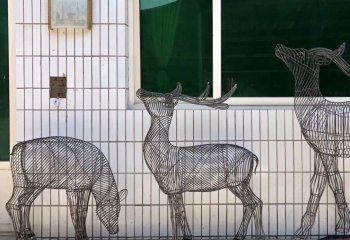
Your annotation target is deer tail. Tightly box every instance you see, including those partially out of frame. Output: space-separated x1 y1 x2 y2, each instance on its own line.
9 142 25 177
253 154 259 174
11 142 23 154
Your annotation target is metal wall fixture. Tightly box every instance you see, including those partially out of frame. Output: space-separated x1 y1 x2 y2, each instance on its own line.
6 136 128 240
276 43 350 239
137 83 265 240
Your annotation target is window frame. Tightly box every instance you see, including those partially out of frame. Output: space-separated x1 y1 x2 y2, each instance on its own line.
130 0 350 107
0 0 16 167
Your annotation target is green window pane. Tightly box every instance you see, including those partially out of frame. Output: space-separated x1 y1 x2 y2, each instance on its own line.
222 0 350 97
140 0 212 96
0 1 8 160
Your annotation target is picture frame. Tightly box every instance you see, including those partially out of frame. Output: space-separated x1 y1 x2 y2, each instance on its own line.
49 0 92 30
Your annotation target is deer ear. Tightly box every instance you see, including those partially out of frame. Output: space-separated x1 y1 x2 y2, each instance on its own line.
334 42 346 56
136 89 142 98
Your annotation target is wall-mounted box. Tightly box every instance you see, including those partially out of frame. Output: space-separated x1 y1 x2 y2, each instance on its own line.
50 76 67 98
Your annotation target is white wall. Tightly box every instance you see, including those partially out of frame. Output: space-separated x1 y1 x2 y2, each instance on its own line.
0 0 347 238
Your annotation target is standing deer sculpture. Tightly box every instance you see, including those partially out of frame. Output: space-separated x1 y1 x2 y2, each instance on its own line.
6 136 128 240
137 83 264 240
276 43 350 239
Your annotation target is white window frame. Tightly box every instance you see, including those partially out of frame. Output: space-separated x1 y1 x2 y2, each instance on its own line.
130 0 350 107
0 0 16 168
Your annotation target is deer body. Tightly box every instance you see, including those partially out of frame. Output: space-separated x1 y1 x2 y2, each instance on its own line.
292 63 350 156
6 137 127 240
145 137 258 194
138 84 264 239
276 43 350 238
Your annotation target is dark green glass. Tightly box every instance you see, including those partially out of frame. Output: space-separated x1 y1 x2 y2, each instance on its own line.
0 1 9 160
222 0 350 97
140 0 212 96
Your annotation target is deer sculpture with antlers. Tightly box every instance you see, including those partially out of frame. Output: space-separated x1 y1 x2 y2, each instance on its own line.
276 43 350 239
137 83 264 240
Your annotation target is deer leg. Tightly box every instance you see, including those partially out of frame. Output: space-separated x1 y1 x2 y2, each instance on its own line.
67 190 91 240
19 187 44 240
246 187 265 238
294 152 327 239
168 195 181 239
174 194 192 239
168 194 192 240
6 187 27 239
230 183 259 240
322 155 350 233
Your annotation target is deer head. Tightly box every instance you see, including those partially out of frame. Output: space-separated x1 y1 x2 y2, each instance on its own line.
275 43 349 77
96 188 128 234
136 83 237 117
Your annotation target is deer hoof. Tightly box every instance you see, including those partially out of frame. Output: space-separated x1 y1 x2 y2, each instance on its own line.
233 234 246 240
75 235 89 240
293 226 311 239
336 217 350 233
17 232 37 240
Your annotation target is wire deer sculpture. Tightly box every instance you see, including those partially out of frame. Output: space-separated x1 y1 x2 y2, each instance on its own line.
6 136 128 240
137 83 265 240
276 43 350 239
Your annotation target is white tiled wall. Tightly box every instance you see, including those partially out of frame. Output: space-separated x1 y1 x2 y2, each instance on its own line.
2 0 347 238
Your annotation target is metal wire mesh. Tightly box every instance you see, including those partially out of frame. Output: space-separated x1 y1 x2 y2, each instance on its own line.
10 0 350 239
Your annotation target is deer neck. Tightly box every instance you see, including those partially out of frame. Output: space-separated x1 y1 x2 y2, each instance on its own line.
92 165 118 205
293 67 325 125
143 116 176 174
294 67 324 102
144 115 174 153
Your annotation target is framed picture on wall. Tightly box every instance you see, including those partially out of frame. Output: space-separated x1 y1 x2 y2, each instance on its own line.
49 0 92 29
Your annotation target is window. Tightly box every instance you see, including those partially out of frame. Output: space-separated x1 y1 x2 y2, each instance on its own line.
221 0 350 97
136 0 350 103
0 1 8 160
139 0 212 96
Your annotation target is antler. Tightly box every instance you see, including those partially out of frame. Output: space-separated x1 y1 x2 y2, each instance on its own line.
178 84 237 110
311 43 350 77
198 82 210 100
332 55 350 77
310 42 346 56
170 82 182 96
170 82 210 100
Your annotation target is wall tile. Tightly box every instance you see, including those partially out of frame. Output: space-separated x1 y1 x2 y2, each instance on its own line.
117 25 126 56
100 0 109 24
24 57 33 88
108 25 117 56
117 57 126 88
109 0 117 23
24 24 33 55
16 0 24 23
57 29 66 56
41 0 48 23
16 24 24 55
23 0 32 23
41 25 49 55
117 0 127 24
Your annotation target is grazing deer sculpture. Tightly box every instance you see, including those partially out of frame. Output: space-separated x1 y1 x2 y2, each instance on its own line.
276 43 350 239
6 136 128 240
137 83 264 240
